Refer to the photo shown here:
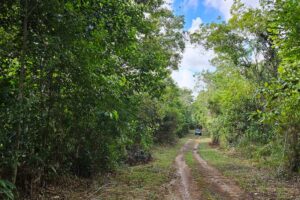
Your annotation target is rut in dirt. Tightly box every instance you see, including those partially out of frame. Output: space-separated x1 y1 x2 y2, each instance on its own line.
174 139 200 200
193 139 248 200
172 138 248 200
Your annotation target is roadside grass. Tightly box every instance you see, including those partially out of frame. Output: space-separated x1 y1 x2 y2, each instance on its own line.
198 137 300 200
97 137 188 200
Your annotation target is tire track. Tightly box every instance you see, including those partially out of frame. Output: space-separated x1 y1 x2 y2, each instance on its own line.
171 139 201 200
193 139 248 200
167 137 248 200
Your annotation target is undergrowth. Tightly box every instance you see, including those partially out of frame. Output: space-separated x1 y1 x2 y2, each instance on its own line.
97 137 189 200
198 137 300 200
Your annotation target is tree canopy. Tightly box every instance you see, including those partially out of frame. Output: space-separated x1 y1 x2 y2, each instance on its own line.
0 1 193 198
192 0 299 174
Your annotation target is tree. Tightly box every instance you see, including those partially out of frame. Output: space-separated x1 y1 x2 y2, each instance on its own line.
0 0 186 197
191 0 299 173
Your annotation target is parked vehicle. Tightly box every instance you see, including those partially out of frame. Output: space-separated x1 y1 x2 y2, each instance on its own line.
195 128 202 136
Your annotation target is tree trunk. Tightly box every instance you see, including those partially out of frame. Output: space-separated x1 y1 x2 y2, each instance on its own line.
286 124 300 173
290 126 299 172
12 0 29 184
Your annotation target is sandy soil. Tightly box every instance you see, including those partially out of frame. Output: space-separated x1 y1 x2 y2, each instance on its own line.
167 138 248 200
193 138 249 200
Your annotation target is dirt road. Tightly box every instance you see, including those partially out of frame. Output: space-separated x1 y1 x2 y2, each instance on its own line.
167 138 248 200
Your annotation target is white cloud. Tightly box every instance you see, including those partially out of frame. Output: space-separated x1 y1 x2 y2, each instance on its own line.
204 0 232 20
180 41 214 73
243 0 260 8
188 17 202 33
172 69 195 89
163 0 174 10
204 0 260 21
183 0 199 10
172 17 215 95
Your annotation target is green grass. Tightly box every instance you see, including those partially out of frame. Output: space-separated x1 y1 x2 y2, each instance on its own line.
184 151 194 167
89 136 299 199
184 147 222 200
98 137 188 200
198 137 300 200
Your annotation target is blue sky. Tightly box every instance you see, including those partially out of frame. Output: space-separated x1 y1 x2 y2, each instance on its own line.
169 0 260 94
173 0 222 29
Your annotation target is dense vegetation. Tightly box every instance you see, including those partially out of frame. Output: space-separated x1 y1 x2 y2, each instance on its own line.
192 0 299 174
1 0 300 199
0 0 194 198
